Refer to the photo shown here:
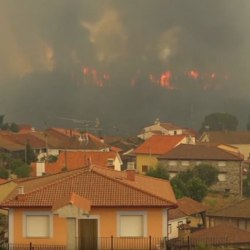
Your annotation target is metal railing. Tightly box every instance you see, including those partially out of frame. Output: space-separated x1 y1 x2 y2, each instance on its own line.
0 242 66 250
0 237 167 250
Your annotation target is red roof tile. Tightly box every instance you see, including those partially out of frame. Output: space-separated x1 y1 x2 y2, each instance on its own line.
159 144 243 161
0 166 177 209
41 151 121 174
44 129 110 150
133 135 186 155
190 224 250 243
2 133 46 149
169 197 207 220
0 134 24 151
208 198 250 218
199 131 250 144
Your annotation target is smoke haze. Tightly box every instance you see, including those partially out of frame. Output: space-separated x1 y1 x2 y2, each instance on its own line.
1 0 250 134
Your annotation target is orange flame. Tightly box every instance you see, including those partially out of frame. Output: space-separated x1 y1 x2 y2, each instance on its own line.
187 70 199 79
160 71 173 89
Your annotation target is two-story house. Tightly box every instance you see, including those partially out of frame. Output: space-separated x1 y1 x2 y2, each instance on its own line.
158 144 244 194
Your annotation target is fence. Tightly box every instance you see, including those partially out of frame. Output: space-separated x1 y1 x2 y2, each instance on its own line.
98 236 166 250
166 237 229 250
0 237 167 250
0 243 66 250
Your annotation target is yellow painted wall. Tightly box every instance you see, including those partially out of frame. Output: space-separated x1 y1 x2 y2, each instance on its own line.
12 208 67 245
232 144 250 160
136 154 159 173
91 207 164 237
12 207 166 244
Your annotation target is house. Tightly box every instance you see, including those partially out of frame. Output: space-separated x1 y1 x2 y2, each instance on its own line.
0 133 25 156
34 128 111 160
198 130 250 160
168 197 207 239
31 150 123 176
106 136 144 170
137 118 196 141
0 165 177 249
158 144 244 194
207 198 250 231
133 134 193 174
168 224 250 249
188 224 250 246
1 132 46 156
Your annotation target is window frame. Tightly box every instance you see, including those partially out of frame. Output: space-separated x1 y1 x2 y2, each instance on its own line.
23 211 53 238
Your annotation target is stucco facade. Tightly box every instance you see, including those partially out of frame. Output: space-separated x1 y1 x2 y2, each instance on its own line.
8 207 169 249
136 154 159 173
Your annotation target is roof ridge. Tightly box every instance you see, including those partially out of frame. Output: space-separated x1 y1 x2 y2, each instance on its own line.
91 167 177 207
3 168 90 204
216 146 243 160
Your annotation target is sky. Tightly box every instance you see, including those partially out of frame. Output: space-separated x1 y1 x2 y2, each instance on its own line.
1 0 250 135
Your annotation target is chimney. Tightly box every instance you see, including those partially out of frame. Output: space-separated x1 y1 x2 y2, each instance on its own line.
126 162 136 181
16 186 25 201
18 186 24 195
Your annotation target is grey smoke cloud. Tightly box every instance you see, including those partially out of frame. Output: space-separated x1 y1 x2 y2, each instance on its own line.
1 0 250 132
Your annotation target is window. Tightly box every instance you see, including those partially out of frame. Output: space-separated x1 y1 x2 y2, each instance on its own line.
218 161 226 167
24 213 52 238
169 161 177 166
119 213 145 237
218 173 227 182
107 158 114 167
142 165 148 173
181 161 190 166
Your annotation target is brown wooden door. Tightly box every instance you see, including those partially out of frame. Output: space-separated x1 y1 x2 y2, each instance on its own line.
78 219 98 250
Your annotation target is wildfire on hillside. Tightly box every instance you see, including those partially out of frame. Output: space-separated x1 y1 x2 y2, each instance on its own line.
76 66 228 90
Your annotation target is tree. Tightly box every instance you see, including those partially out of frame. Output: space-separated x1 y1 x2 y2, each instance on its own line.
146 164 169 180
0 167 9 179
170 164 218 201
0 115 4 129
14 165 31 178
200 112 238 132
25 141 37 164
9 159 24 173
170 176 189 198
246 116 250 130
193 164 219 186
243 169 250 197
9 123 19 132
7 158 31 178
186 177 208 202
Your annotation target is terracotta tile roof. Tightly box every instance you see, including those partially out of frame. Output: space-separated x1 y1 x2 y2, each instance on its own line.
2 133 46 149
41 151 121 174
133 135 186 155
0 166 177 209
159 122 183 130
44 129 110 150
208 198 250 218
0 178 9 185
169 197 207 220
199 131 250 144
52 192 91 212
190 224 250 243
0 134 24 151
159 144 243 161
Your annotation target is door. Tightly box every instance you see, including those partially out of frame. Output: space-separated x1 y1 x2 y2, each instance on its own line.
78 219 98 250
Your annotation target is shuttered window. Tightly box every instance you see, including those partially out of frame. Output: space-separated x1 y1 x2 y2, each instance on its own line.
120 215 144 237
26 215 50 237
